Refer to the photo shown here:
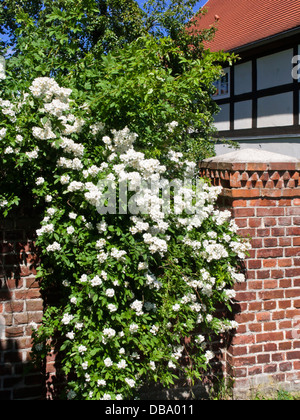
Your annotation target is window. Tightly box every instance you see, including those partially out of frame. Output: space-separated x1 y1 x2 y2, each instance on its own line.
213 68 230 99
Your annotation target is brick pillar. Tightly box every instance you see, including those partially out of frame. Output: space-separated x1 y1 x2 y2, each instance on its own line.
0 213 44 400
200 149 300 398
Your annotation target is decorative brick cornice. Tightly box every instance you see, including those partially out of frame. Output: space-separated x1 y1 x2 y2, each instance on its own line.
199 159 300 199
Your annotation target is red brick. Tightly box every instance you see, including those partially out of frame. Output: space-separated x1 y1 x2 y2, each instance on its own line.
293 237 300 246
264 238 278 247
278 199 292 206
257 208 285 217
279 238 292 247
256 332 284 343
259 290 284 300
278 217 292 226
26 299 43 312
264 343 278 352
294 299 300 308
279 362 293 372
271 228 286 237
279 342 292 351
263 364 277 373
263 217 277 227
248 302 263 311
229 346 248 357
278 300 291 309
256 270 271 279
287 351 300 360
285 247 300 257
230 172 242 188
235 218 248 228
232 335 255 346
256 228 271 237
233 355 257 367
257 248 283 258
5 301 24 313
279 279 292 288
250 199 277 207
235 313 255 324
285 268 300 277
264 279 278 289
256 312 271 322
249 344 263 354
264 301 277 310
285 288 300 298
287 227 300 236
257 354 270 364
263 322 277 332
271 270 284 279
272 311 286 320
232 200 247 207
249 323 262 332
279 320 292 330
246 163 268 172
278 259 292 267
286 207 300 216
233 208 255 217
247 280 263 290
263 259 276 268
249 218 263 228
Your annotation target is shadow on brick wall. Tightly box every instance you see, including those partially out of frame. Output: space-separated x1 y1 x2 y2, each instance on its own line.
0 215 45 400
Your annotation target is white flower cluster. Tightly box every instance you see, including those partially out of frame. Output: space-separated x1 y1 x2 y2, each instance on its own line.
29 77 72 102
0 98 16 122
46 241 62 253
33 120 56 140
230 240 252 260
0 127 7 139
166 121 179 133
59 136 85 157
201 242 229 262
130 300 144 316
143 233 168 257
36 223 54 237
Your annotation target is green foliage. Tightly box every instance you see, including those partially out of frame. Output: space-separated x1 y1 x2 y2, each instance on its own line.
0 0 244 401
1 0 236 161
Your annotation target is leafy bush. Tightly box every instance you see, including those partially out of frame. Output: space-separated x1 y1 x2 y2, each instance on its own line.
0 75 250 400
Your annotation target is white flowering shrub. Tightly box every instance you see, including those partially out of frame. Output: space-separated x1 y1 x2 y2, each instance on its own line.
0 76 250 400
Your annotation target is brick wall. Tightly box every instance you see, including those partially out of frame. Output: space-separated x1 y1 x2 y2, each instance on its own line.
200 155 300 398
0 215 44 400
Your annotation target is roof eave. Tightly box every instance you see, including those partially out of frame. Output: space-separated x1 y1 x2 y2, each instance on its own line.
227 25 300 53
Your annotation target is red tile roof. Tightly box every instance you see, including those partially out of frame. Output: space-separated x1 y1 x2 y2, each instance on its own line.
193 0 300 52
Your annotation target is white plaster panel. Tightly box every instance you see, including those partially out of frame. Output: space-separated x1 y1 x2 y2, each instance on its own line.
257 92 293 127
234 61 252 95
234 100 252 129
214 104 230 131
257 49 293 90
